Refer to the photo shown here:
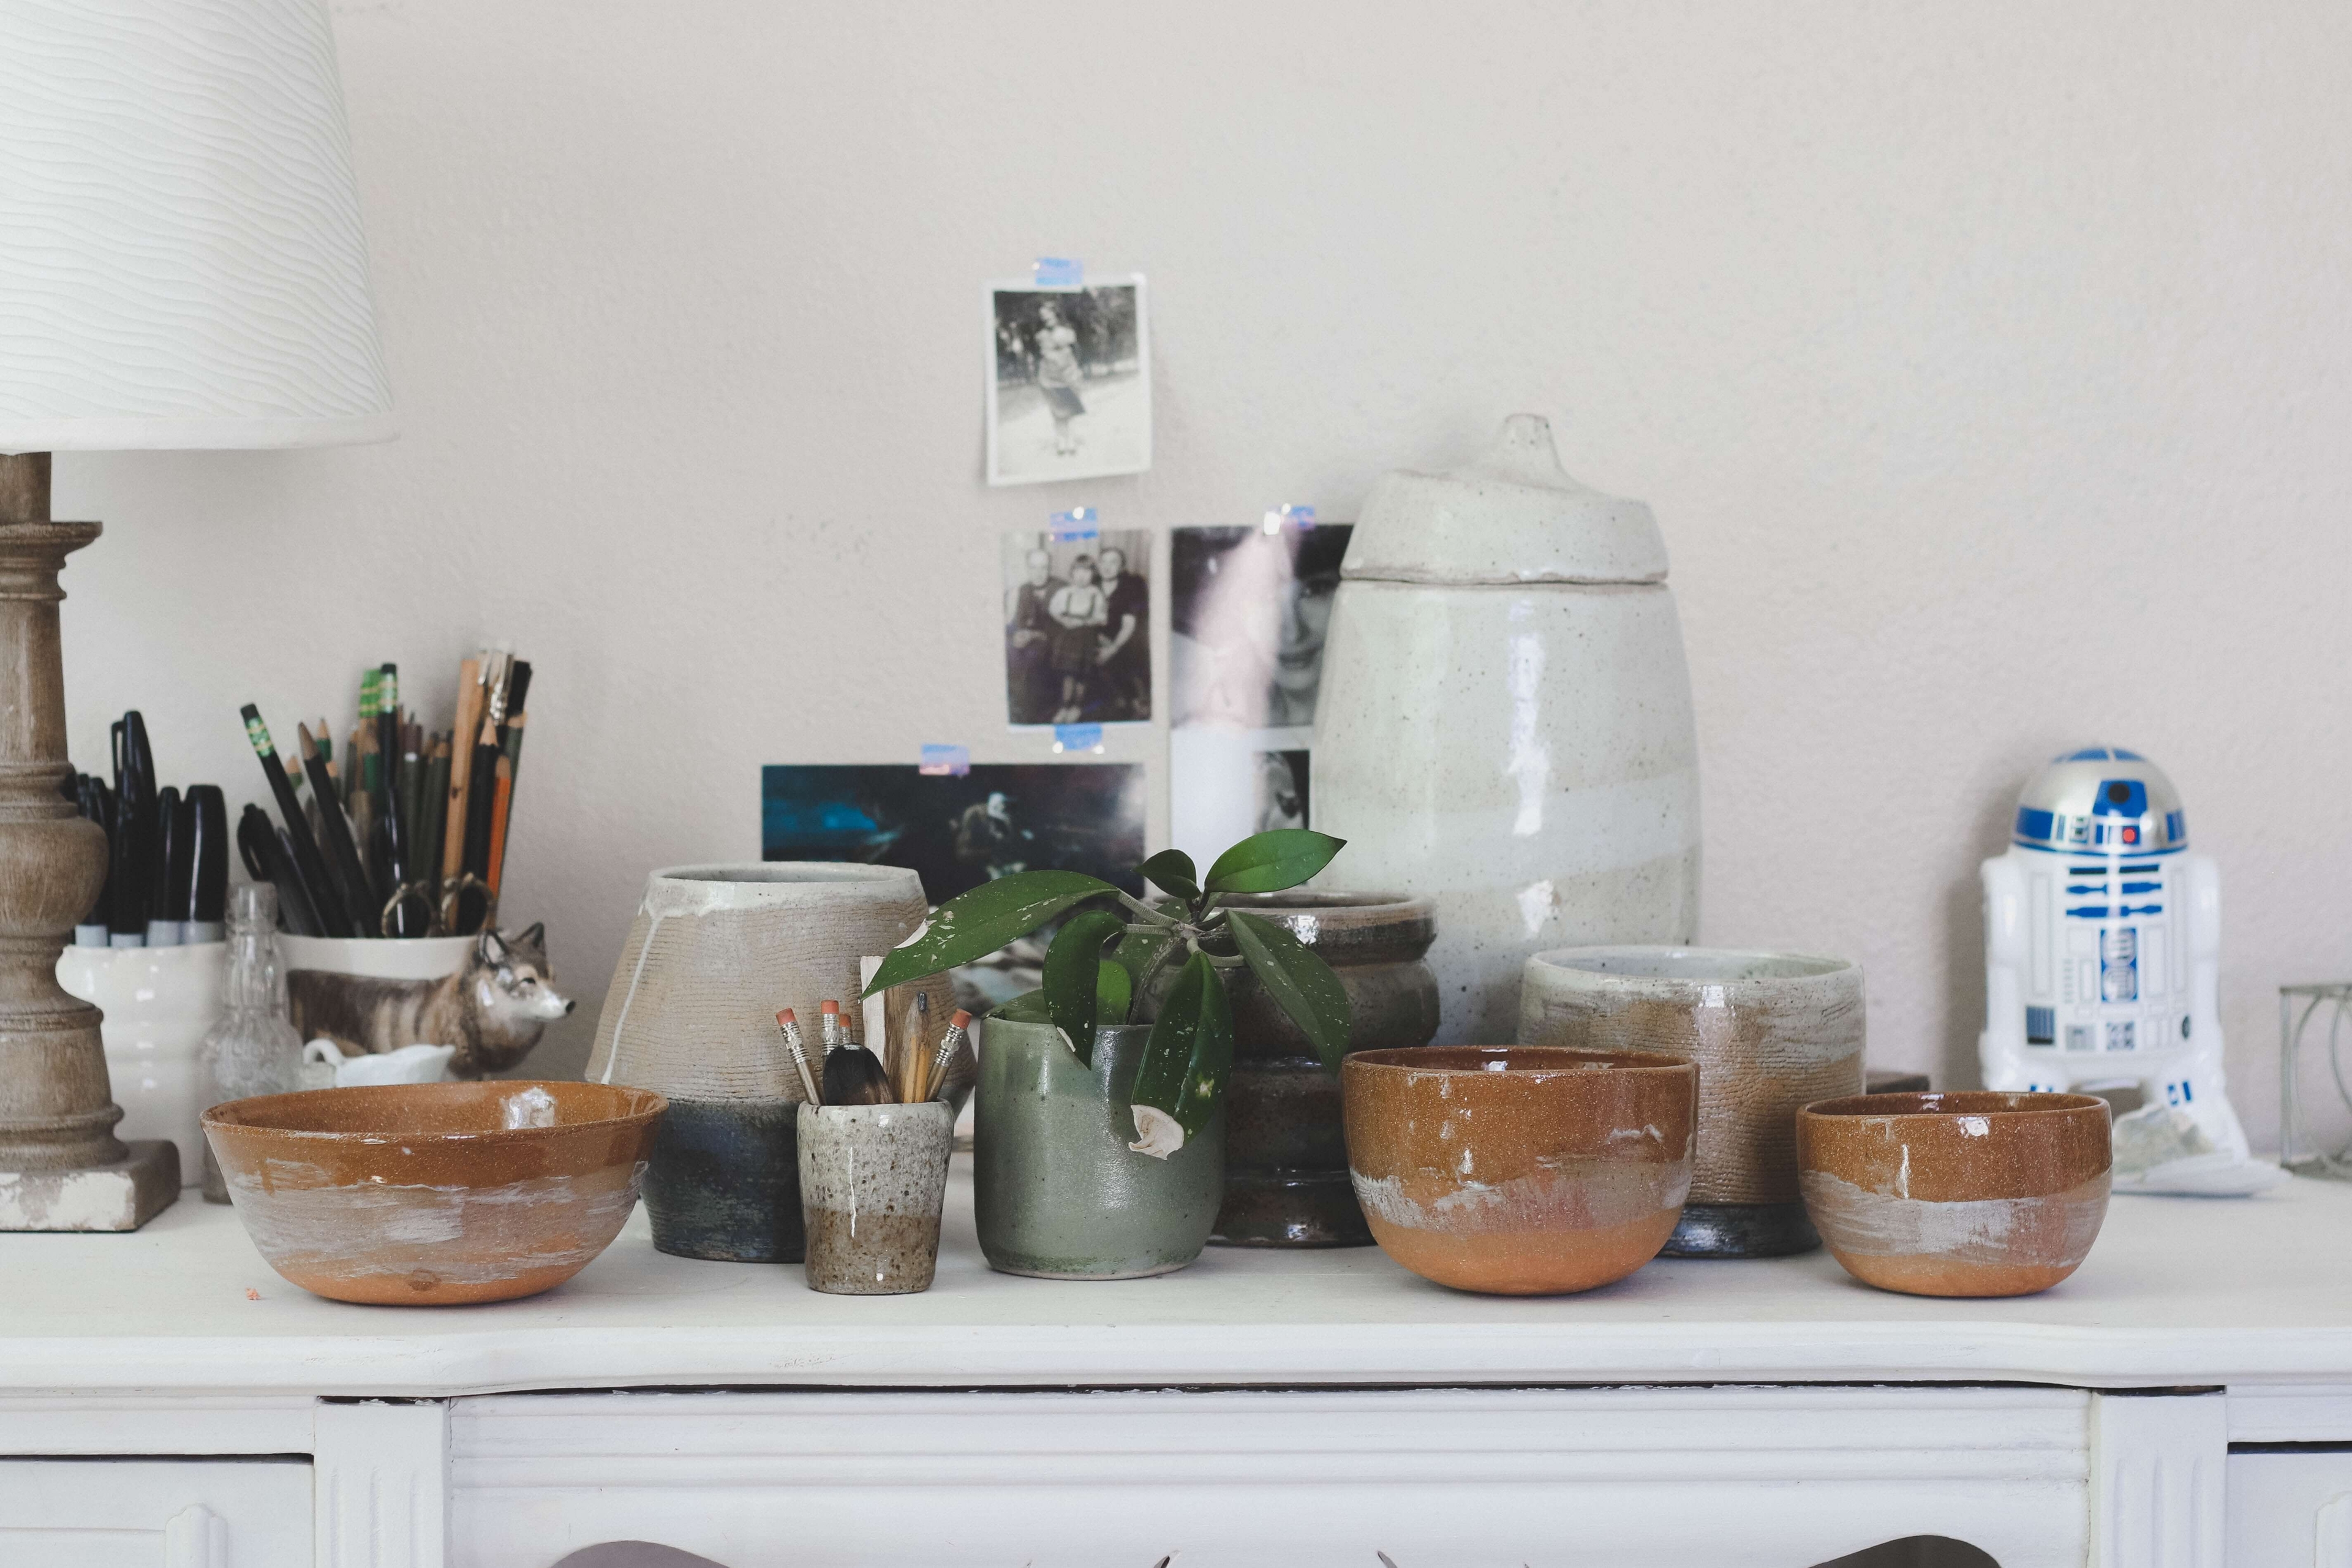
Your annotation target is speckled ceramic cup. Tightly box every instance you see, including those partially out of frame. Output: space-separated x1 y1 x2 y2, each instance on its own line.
203 1080 665 1305
1797 1091 2112 1298
797 1101 954 1295
1342 1045 1696 1295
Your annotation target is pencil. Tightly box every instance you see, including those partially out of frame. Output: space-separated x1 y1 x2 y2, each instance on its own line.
484 753 515 899
299 722 377 938
239 705 353 937
442 659 483 888
420 736 450 916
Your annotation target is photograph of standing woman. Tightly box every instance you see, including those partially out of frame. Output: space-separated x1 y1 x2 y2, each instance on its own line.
986 279 1152 485
1001 529 1153 724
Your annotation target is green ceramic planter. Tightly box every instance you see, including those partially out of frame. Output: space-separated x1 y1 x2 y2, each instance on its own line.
973 1011 1226 1280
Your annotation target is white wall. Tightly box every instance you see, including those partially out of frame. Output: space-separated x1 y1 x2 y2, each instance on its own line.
51 1 2352 1147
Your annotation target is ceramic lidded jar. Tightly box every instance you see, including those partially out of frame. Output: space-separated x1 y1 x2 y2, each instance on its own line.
1311 415 1700 1045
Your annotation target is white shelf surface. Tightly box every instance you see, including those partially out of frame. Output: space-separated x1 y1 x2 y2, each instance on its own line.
6 1159 2349 1398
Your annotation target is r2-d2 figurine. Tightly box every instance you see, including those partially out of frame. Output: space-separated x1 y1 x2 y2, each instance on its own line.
1980 747 2281 1194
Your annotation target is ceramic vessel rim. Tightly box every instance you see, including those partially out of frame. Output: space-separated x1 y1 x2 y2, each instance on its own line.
1346 1044 1694 1078
651 861 922 889
202 1080 669 1142
1219 889 1431 916
1800 1091 2109 1121
1528 944 1855 982
800 1100 956 1126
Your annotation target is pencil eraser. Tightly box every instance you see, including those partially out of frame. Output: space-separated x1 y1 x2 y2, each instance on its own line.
777 1008 796 1026
951 1010 973 1028
820 999 839 1013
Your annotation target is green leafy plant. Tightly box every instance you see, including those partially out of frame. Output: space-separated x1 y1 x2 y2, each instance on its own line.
862 829 1351 1158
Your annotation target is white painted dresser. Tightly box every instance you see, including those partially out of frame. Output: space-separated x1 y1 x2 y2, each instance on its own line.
6 1165 2351 1567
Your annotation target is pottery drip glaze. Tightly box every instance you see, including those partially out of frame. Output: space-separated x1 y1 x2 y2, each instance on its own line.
586 862 959 1264
1213 891 1439 1248
201 1079 665 1305
1342 1045 1695 1296
1311 415 1699 1047
1797 1091 2112 1298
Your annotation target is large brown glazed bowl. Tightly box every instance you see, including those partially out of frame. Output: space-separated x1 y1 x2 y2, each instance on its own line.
203 1081 666 1306
1796 1091 2112 1298
1341 1046 1696 1296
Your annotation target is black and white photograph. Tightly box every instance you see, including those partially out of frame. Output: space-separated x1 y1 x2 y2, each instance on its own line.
985 278 1150 486
1169 522 1351 731
1003 527 1152 726
762 761 1145 1014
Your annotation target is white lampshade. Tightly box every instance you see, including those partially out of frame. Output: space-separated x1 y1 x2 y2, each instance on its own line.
0 0 394 451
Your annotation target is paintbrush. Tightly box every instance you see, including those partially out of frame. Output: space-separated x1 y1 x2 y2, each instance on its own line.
775 1008 821 1105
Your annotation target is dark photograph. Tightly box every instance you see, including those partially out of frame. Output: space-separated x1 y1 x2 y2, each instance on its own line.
1168 522 1351 731
986 279 1151 485
1003 527 1152 726
761 763 1145 905
762 762 1145 1015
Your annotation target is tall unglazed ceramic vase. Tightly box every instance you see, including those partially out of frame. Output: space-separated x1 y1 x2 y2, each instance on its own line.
973 1011 1226 1279
1311 414 1700 1046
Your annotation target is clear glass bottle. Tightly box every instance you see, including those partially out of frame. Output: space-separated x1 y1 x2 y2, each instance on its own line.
198 883 303 1203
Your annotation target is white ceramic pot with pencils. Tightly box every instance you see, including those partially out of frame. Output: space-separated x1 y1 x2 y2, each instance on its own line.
584 863 967 1264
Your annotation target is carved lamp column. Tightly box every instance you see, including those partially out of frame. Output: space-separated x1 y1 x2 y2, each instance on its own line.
0 0 394 1229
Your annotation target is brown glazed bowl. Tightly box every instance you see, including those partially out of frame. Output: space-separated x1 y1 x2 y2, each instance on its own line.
203 1080 667 1306
1796 1091 2112 1298
1341 1046 1697 1295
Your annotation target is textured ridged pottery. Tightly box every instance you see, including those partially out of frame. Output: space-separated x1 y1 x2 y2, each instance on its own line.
585 864 959 1262
1311 415 1700 1047
1213 892 1439 1248
1343 1045 1695 1295
974 1012 1226 1279
1520 946 1864 1257
1797 1091 2113 1298
202 1080 665 1305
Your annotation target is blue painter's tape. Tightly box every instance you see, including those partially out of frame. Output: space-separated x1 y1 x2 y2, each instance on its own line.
1053 723 1103 753
1262 503 1317 533
1033 256 1084 287
919 744 971 778
1050 505 1099 542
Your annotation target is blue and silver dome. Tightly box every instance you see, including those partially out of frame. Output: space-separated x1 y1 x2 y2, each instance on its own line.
2011 747 2187 855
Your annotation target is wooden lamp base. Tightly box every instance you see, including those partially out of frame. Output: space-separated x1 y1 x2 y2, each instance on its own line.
0 453 176 1231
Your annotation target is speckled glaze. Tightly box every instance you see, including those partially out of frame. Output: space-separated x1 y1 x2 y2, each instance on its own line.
1212 891 1439 1249
1342 1045 1695 1295
202 1080 665 1305
973 1016 1225 1280
1797 1091 2112 1298
1311 417 1700 1049
1520 946 1865 1257
797 1102 954 1295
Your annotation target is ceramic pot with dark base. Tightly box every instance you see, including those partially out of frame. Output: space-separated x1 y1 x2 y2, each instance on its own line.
1211 892 1438 1248
973 1011 1224 1280
584 864 959 1264
1520 946 1866 1258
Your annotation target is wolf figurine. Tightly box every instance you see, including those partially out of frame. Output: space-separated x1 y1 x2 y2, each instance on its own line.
287 924 574 1079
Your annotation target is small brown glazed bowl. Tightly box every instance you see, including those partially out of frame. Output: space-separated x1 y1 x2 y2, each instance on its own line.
1796 1091 2112 1298
1341 1046 1697 1296
203 1080 666 1306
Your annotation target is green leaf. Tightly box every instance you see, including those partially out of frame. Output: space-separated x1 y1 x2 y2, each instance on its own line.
1202 830 1346 895
1127 950 1234 1156
989 988 1050 1024
1042 908 1127 1063
864 870 1120 996
1227 910 1353 1074
1095 957 1133 1027
1138 848 1199 901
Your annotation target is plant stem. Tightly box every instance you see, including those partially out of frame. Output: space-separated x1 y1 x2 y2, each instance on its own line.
1117 891 1180 926
1202 951 1247 968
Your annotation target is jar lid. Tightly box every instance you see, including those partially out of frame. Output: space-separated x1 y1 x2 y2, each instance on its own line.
1342 413 1669 585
